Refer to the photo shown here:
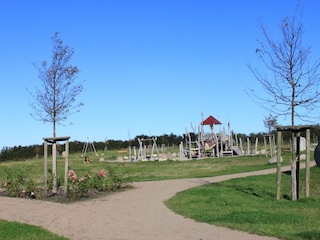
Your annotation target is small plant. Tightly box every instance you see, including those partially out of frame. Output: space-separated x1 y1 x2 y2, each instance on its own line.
47 169 64 191
1 167 37 198
66 167 127 200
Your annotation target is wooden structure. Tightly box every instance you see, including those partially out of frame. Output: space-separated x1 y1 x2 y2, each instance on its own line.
201 115 221 157
183 115 243 158
43 136 70 193
276 125 311 201
263 134 275 157
81 137 98 157
184 130 201 159
136 137 159 161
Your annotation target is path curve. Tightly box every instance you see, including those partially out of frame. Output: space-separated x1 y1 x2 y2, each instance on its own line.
1 165 303 240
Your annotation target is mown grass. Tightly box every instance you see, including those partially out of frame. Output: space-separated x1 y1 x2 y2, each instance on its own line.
0 152 284 184
0 219 68 240
165 166 320 240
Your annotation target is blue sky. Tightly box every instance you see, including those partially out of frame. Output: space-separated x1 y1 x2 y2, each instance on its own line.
0 0 319 149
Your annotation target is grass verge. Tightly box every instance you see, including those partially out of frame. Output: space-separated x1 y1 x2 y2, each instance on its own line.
165 166 320 240
0 219 68 240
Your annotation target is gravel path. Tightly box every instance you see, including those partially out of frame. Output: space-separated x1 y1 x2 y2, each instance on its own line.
1 165 304 240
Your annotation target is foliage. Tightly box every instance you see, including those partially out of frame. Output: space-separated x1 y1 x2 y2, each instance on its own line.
0 162 127 201
0 133 184 162
264 113 277 133
66 167 127 200
0 167 37 197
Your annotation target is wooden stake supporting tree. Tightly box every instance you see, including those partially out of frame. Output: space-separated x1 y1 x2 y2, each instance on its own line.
276 125 311 201
43 136 70 194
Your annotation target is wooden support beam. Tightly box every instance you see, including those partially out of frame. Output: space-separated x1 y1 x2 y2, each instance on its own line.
306 129 310 197
276 131 282 200
64 139 69 191
44 141 48 192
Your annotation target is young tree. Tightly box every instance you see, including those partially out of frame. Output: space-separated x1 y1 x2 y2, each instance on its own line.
30 32 84 137
247 9 320 125
247 6 320 200
29 32 84 193
264 114 277 133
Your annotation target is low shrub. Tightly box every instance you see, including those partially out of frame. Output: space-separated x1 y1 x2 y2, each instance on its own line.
66 167 127 200
1 167 37 197
0 166 128 201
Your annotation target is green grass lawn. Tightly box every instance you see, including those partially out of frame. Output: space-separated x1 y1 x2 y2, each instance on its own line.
165 166 320 240
0 220 68 240
0 152 280 185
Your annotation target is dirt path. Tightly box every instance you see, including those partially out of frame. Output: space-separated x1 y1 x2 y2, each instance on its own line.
1 165 304 240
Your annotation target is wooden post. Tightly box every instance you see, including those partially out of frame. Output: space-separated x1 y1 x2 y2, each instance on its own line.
64 139 69 191
255 138 258 155
269 135 273 157
52 142 57 194
272 135 276 157
306 128 310 197
44 141 48 192
291 132 297 201
264 136 267 157
276 125 311 201
43 136 70 195
296 134 300 200
276 131 282 200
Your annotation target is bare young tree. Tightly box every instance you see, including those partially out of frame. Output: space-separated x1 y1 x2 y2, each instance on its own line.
30 32 84 137
247 6 320 201
29 32 84 193
247 9 320 126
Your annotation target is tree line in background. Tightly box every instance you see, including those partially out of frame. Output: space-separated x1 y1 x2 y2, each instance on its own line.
1 126 320 162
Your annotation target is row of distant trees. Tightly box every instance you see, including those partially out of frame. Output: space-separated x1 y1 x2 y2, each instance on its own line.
0 133 183 162
1 126 320 162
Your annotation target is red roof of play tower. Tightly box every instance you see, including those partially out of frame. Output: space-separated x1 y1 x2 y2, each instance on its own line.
201 115 222 125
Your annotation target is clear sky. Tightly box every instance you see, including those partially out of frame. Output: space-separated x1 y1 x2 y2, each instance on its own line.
0 0 319 149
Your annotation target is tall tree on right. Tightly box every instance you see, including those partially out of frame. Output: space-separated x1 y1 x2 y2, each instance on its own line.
248 8 320 123
247 6 320 201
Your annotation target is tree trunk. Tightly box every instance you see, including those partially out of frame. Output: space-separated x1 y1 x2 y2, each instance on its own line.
52 114 57 193
52 142 57 193
291 132 297 201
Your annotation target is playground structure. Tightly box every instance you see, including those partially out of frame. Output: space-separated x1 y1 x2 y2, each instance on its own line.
111 114 280 162
123 115 271 161
81 137 98 157
182 115 266 159
129 137 160 161
182 115 240 159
